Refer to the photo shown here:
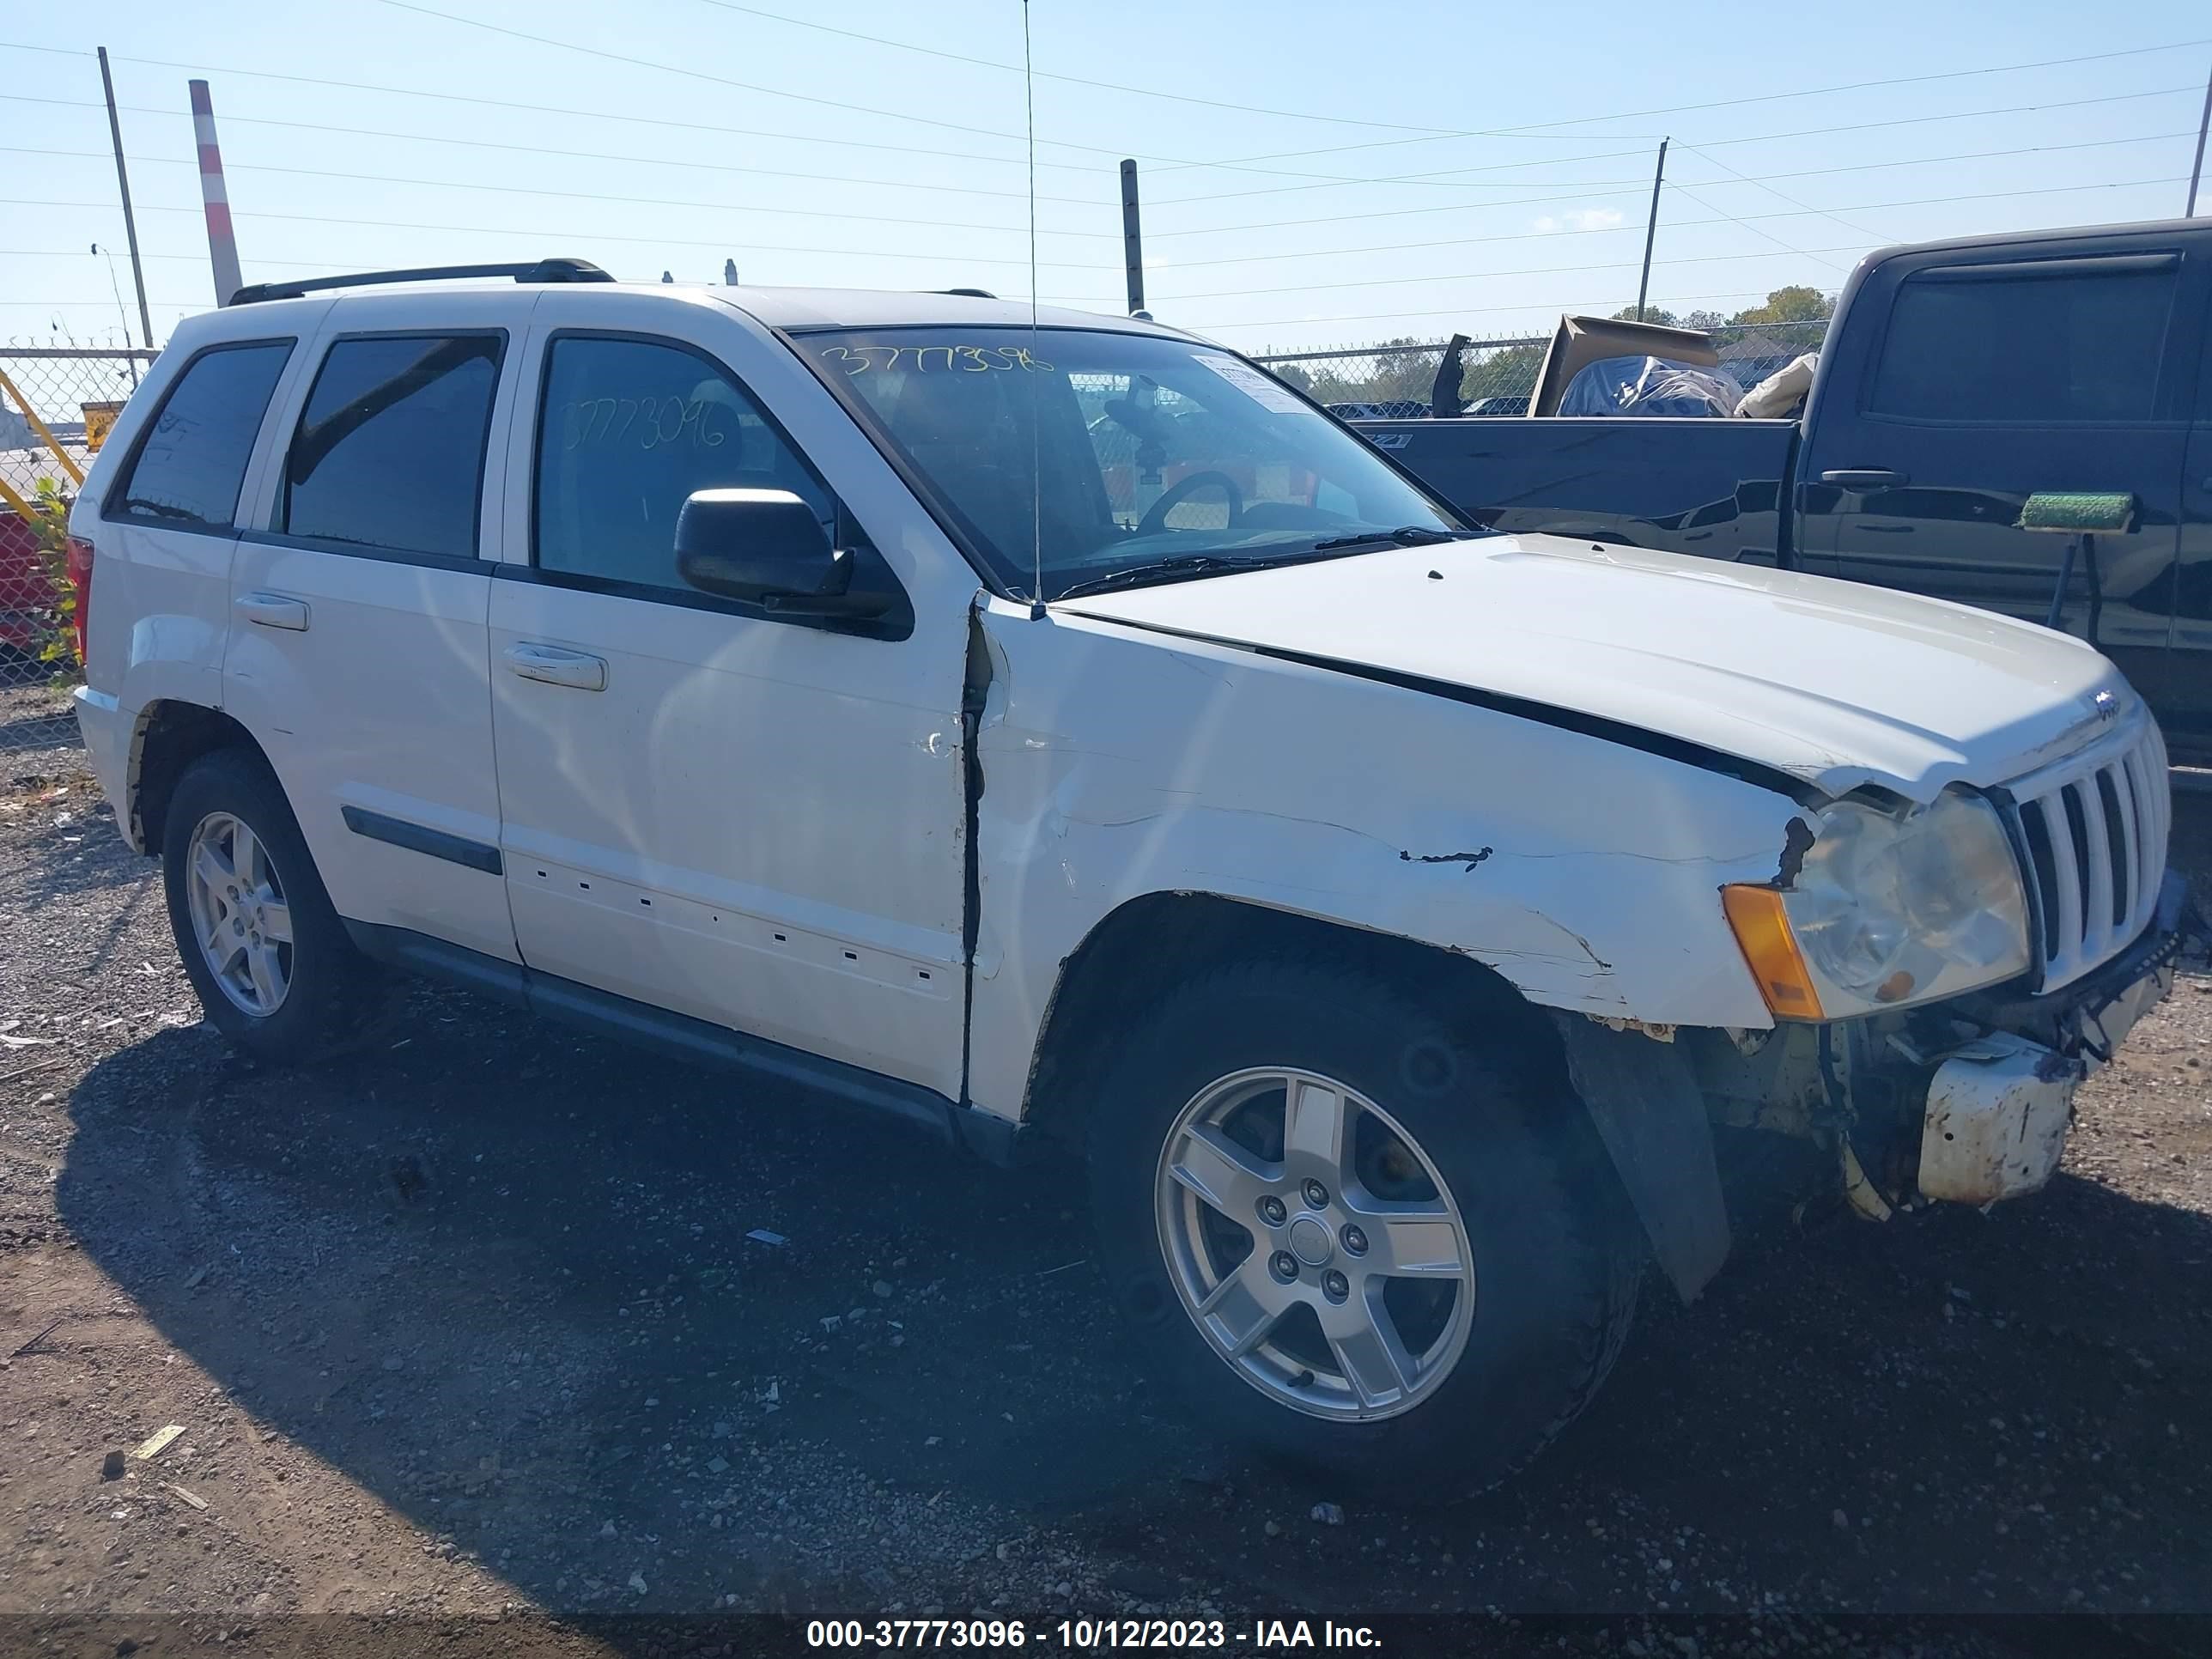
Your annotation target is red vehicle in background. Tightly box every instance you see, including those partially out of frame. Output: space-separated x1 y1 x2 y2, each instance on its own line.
0 506 60 662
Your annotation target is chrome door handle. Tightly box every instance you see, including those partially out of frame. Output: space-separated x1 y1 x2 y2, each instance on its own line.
504 641 607 691
1818 468 1908 489
235 591 310 631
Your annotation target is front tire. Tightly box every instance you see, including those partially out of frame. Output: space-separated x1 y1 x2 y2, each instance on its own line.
1086 954 1640 1499
161 748 369 1064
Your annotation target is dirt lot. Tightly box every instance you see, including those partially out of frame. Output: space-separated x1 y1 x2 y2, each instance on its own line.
2 692 2209 1656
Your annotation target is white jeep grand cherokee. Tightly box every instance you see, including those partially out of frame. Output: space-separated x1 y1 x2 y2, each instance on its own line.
68 261 2184 1496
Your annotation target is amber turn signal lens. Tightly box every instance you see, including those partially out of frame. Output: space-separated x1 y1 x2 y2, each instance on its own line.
1720 884 1825 1021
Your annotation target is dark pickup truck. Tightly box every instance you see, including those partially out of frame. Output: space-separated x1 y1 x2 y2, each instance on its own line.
1357 217 2212 758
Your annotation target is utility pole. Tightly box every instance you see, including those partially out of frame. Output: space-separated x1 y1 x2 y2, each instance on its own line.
2188 55 2211 216
1635 137 1669 323
1119 159 1146 318
189 81 244 306
95 48 154 347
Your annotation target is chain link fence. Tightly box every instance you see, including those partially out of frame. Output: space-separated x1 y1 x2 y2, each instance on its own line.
1 345 156 760
1255 319 1829 418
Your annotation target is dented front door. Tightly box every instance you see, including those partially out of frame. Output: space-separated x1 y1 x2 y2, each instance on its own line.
485 295 973 1100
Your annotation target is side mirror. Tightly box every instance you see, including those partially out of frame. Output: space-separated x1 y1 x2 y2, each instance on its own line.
675 489 888 617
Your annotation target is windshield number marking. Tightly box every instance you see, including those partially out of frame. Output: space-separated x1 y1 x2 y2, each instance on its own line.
560 396 729 453
817 343 1054 376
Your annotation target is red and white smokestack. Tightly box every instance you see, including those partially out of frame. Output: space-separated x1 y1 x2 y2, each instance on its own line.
189 80 244 306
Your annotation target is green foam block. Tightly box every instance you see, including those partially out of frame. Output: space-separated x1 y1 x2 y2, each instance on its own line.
2018 492 2136 533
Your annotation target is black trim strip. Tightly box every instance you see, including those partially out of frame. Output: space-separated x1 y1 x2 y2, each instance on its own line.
490 560 913 641
340 805 503 874
337 919 1017 1162
1911 252 2180 283
238 529 490 574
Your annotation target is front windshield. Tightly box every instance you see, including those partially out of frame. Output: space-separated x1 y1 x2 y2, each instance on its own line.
798 326 1468 599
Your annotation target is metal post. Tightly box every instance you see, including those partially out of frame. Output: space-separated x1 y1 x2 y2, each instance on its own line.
1120 159 1146 318
2188 56 2211 216
189 81 244 307
96 48 154 348
1635 137 1669 322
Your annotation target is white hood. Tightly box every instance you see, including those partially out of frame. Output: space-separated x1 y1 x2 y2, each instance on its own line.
1058 534 2130 802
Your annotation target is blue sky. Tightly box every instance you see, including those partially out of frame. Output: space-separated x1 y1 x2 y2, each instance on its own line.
3 0 2207 354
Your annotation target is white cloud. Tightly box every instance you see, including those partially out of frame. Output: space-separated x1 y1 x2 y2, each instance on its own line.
1533 208 1626 234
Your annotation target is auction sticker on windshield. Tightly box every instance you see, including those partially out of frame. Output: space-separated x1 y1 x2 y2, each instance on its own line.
1194 355 1309 415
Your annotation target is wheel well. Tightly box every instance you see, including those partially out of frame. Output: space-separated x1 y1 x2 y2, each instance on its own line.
1020 892 1562 1151
131 702 267 853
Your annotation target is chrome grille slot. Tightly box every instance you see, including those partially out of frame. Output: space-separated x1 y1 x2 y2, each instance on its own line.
2003 715 2168 993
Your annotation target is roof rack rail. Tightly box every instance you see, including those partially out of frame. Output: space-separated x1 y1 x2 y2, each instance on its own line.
229 258 616 307
932 287 997 300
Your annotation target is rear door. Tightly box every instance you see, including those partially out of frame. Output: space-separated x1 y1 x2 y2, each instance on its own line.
1798 239 2204 705
223 291 526 963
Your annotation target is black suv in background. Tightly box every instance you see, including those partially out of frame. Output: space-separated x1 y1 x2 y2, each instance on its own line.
1358 218 2212 758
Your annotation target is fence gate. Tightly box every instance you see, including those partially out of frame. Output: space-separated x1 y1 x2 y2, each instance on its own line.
0 345 157 758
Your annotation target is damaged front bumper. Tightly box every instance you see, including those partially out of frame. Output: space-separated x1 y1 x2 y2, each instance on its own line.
1908 870 2186 1205
1915 955 2170 1203
1697 870 2191 1212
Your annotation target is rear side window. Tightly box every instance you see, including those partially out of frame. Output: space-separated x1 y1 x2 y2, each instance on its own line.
1869 260 2176 423
533 334 839 589
108 341 293 529
283 334 503 557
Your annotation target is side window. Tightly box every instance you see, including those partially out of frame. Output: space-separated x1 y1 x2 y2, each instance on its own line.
283 334 503 557
535 335 841 588
108 341 294 529
1869 260 2177 423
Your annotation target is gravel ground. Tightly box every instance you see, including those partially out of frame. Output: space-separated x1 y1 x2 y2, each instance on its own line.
2 690 2209 1656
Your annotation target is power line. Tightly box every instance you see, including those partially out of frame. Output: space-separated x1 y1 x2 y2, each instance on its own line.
17 89 1644 211
18 109 2156 230
0 42 1639 195
690 0 1590 141
1692 82 2203 152
1142 243 1863 306
1149 137 2194 238
0 199 1116 270
1150 125 2198 210
0 148 1123 240
1673 143 1891 243
1662 183 1852 276
0 84 1107 179
1147 36 2212 175
10 35 2200 204
1182 176 2187 331
371 0 1107 157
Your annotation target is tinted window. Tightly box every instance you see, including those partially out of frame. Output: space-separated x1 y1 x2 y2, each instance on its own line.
1869 263 2175 423
109 342 293 529
535 335 838 587
283 335 502 556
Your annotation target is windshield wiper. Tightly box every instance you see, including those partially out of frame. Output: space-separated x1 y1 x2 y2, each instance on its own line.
1053 554 1286 600
1307 525 1474 553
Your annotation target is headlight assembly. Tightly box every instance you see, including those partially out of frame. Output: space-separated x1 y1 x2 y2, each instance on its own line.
1723 789 2031 1020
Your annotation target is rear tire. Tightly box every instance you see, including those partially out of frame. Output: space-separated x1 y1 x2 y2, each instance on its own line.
1085 953 1640 1500
161 748 370 1065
